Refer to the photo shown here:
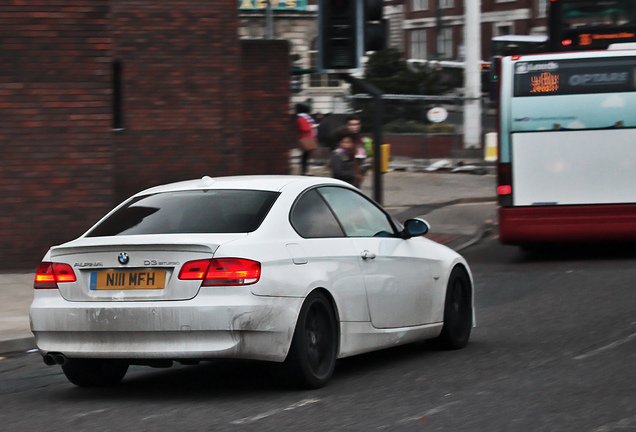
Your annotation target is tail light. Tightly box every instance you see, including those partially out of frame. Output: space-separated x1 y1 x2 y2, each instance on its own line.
34 262 77 289
179 258 261 286
497 185 512 196
497 162 513 207
178 259 211 280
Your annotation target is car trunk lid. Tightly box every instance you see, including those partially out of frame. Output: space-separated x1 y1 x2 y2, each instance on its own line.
49 234 245 301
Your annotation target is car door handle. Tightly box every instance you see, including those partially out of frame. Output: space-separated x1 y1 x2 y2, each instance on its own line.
361 250 376 260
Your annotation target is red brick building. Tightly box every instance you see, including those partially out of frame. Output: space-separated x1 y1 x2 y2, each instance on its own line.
395 0 548 62
0 1 293 270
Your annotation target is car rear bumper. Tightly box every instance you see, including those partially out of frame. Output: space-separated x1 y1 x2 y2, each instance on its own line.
30 288 303 362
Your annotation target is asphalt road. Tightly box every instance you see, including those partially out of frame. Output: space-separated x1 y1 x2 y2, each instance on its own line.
1 235 634 432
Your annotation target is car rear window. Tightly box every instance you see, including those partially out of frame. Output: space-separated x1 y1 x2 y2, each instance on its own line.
86 190 279 237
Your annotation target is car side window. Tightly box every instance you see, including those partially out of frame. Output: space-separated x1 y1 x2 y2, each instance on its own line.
290 189 345 238
317 187 396 237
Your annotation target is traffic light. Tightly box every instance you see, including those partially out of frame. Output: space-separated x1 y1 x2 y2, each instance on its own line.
364 0 386 52
318 0 386 72
318 0 362 71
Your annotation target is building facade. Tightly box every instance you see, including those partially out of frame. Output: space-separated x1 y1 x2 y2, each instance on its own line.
239 1 349 115
239 0 549 114
403 0 549 62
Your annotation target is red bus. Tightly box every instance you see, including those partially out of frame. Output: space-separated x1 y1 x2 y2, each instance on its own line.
497 49 636 245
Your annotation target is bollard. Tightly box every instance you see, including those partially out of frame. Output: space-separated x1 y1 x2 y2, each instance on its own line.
381 144 390 173
484 132 498 162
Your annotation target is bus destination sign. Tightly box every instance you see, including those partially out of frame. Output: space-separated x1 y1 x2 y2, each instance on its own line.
514 57 636 97
529 72 559 94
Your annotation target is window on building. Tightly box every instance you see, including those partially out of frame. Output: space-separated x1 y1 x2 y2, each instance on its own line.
112 61 123 131
437 28 453 58
412 0 428 11
309 39 341 88
439 0 454 8
410 29 427 59
537 0 547 17
494 22 514 37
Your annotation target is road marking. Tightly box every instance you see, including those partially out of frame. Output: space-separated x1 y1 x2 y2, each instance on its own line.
592 414 636 431
573 332 636 361
393 401 463 426
72 409 109 418
230 398 320 425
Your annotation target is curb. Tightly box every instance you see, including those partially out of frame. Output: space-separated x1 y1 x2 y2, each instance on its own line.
389 198 497 223
0 337 36 356
453 221 496 252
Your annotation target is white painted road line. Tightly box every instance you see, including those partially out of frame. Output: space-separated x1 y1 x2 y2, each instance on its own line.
573 332 636 361
231 398 321 425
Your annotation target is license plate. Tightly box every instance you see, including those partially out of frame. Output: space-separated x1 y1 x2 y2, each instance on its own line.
90 269 166 290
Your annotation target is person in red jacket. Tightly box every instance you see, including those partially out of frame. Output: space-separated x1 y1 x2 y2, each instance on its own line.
296 103 318 175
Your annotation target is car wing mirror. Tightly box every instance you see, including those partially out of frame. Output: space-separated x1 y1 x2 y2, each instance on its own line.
401 218 430 239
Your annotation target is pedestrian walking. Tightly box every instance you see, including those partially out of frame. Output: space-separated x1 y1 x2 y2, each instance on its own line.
346 114 368 187
296 103 318 175
330 127 357 186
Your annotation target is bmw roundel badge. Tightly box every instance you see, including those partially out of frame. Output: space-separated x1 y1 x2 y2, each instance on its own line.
118 252 130 265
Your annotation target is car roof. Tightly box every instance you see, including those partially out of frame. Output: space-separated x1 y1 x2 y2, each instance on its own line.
136 175 351 196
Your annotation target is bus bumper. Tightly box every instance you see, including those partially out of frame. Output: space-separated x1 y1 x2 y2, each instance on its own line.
498 204 636 245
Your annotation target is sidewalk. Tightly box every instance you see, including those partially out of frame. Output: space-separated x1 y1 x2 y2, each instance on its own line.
358 165 496 250
0 167 496 355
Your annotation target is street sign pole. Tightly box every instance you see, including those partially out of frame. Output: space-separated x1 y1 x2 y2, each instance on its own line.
463 0 481 149
265 0 273 39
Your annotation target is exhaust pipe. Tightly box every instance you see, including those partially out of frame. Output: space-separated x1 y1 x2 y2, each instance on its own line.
43 352 67 366
53 353 67 365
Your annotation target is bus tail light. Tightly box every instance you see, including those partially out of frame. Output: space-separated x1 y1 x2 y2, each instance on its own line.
34 262 77 289
497 163 513 207
179 258 261 286
497 185 512 195
561 39 573 46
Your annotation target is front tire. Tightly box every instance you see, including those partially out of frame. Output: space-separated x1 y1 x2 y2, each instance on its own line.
62 359 129 387
433 267 473 350
285 292 338 389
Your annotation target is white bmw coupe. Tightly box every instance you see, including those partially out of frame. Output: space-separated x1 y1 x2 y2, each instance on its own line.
30 175 474 388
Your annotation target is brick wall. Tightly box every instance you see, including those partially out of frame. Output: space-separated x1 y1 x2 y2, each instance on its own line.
0 1 293 270
0 1 114 269
111 0 244 202
240 39 293 175
386 134 461 159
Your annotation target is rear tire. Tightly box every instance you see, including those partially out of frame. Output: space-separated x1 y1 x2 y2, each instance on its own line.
285 292 338 389
433 267 472 350
62 359 129 387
